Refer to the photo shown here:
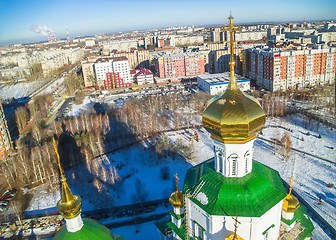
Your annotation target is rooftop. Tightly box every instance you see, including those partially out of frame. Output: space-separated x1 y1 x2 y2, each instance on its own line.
198 73 249 85
183 159 287 217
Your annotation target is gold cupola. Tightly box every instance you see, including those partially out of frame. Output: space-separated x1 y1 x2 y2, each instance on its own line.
282 177 300 213
202 15 265 144
169 173 184 208
53 138 82 219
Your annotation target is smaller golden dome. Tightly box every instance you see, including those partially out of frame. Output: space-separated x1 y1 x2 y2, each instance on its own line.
225 233 244 240
169 190 184 208
57 177 82 219
282 193 300 213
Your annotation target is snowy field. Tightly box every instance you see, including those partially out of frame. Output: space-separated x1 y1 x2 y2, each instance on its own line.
67 96 97 117
111 221 160 240
37 77 65 96
0 80 46 100
0 77 65 101
23 113 335 239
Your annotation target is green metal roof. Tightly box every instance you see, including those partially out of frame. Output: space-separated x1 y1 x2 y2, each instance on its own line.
154 216 171 236
53 218 124 240
183 158 287 217
295 205 314 240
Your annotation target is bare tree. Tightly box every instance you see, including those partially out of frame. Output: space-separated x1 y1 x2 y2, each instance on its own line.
15 106 29 132
281 131 292 160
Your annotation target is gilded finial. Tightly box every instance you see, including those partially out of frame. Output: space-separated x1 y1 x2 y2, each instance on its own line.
222 13 241 90
174 173 180 191
53 137 65 179
53 137 82 219
288 176 296 195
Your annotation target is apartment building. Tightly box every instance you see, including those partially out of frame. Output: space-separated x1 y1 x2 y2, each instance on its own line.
247 45 336 91
94 57 131 89
41 52 69 76
0 101 12 160
82 61 95 88
155 52 205 79
211 48 243 73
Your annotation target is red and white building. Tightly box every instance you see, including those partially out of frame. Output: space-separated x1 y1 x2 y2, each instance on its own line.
94 57 131 90
155 52 205 80
247 45 336 91
130 68 154 85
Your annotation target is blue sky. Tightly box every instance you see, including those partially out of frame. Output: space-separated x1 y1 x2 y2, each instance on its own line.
0 0 335 46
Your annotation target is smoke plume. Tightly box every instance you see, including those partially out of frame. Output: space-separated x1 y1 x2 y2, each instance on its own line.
32 24 54 36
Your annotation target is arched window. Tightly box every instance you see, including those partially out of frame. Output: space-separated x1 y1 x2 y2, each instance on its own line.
232 158 237 176
244 151 250 173
218 151 223 173
228 154 238 176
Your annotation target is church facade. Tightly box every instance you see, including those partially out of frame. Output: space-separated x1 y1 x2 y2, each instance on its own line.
155 15 314 240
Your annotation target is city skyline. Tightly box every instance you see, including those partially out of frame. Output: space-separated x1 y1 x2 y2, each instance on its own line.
0 0 335 46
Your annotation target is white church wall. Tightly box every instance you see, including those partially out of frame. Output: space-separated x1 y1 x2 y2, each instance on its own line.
250 201 283 240
282 210 294 220
174 207 184 216
188 199 208 231
214 139 255 177
187 199 283 240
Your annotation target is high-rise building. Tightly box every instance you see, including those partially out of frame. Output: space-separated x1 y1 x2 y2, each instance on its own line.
155 52 205 79
94 57 131 90
247 45 336 91
0 101 12 160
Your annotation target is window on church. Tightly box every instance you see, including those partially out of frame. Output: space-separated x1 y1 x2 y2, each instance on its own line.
244 151 250 173
232 158 237 176
218 152 223 173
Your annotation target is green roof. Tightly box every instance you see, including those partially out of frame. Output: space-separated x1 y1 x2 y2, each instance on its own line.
183 158 287 217
54 218 125 240
154 216 171 236
295 205 314 240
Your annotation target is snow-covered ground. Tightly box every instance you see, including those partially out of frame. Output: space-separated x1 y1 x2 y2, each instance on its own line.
67 96 97 117
0 80 46 100
37 77 65 96
111 221 160 240
23 113 335 239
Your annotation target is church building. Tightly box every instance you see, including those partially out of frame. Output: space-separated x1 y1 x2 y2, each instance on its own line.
155 15 314 240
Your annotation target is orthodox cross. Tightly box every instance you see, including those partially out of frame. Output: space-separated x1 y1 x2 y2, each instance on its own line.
222 13 241 89
222 13 241 65
174 173 180 191
288 176 296 195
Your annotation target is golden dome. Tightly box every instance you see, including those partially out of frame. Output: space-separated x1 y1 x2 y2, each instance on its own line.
57 177 82 219
202 72 265 143
282 193 300 213
169 190 184 208
203 16 265 144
